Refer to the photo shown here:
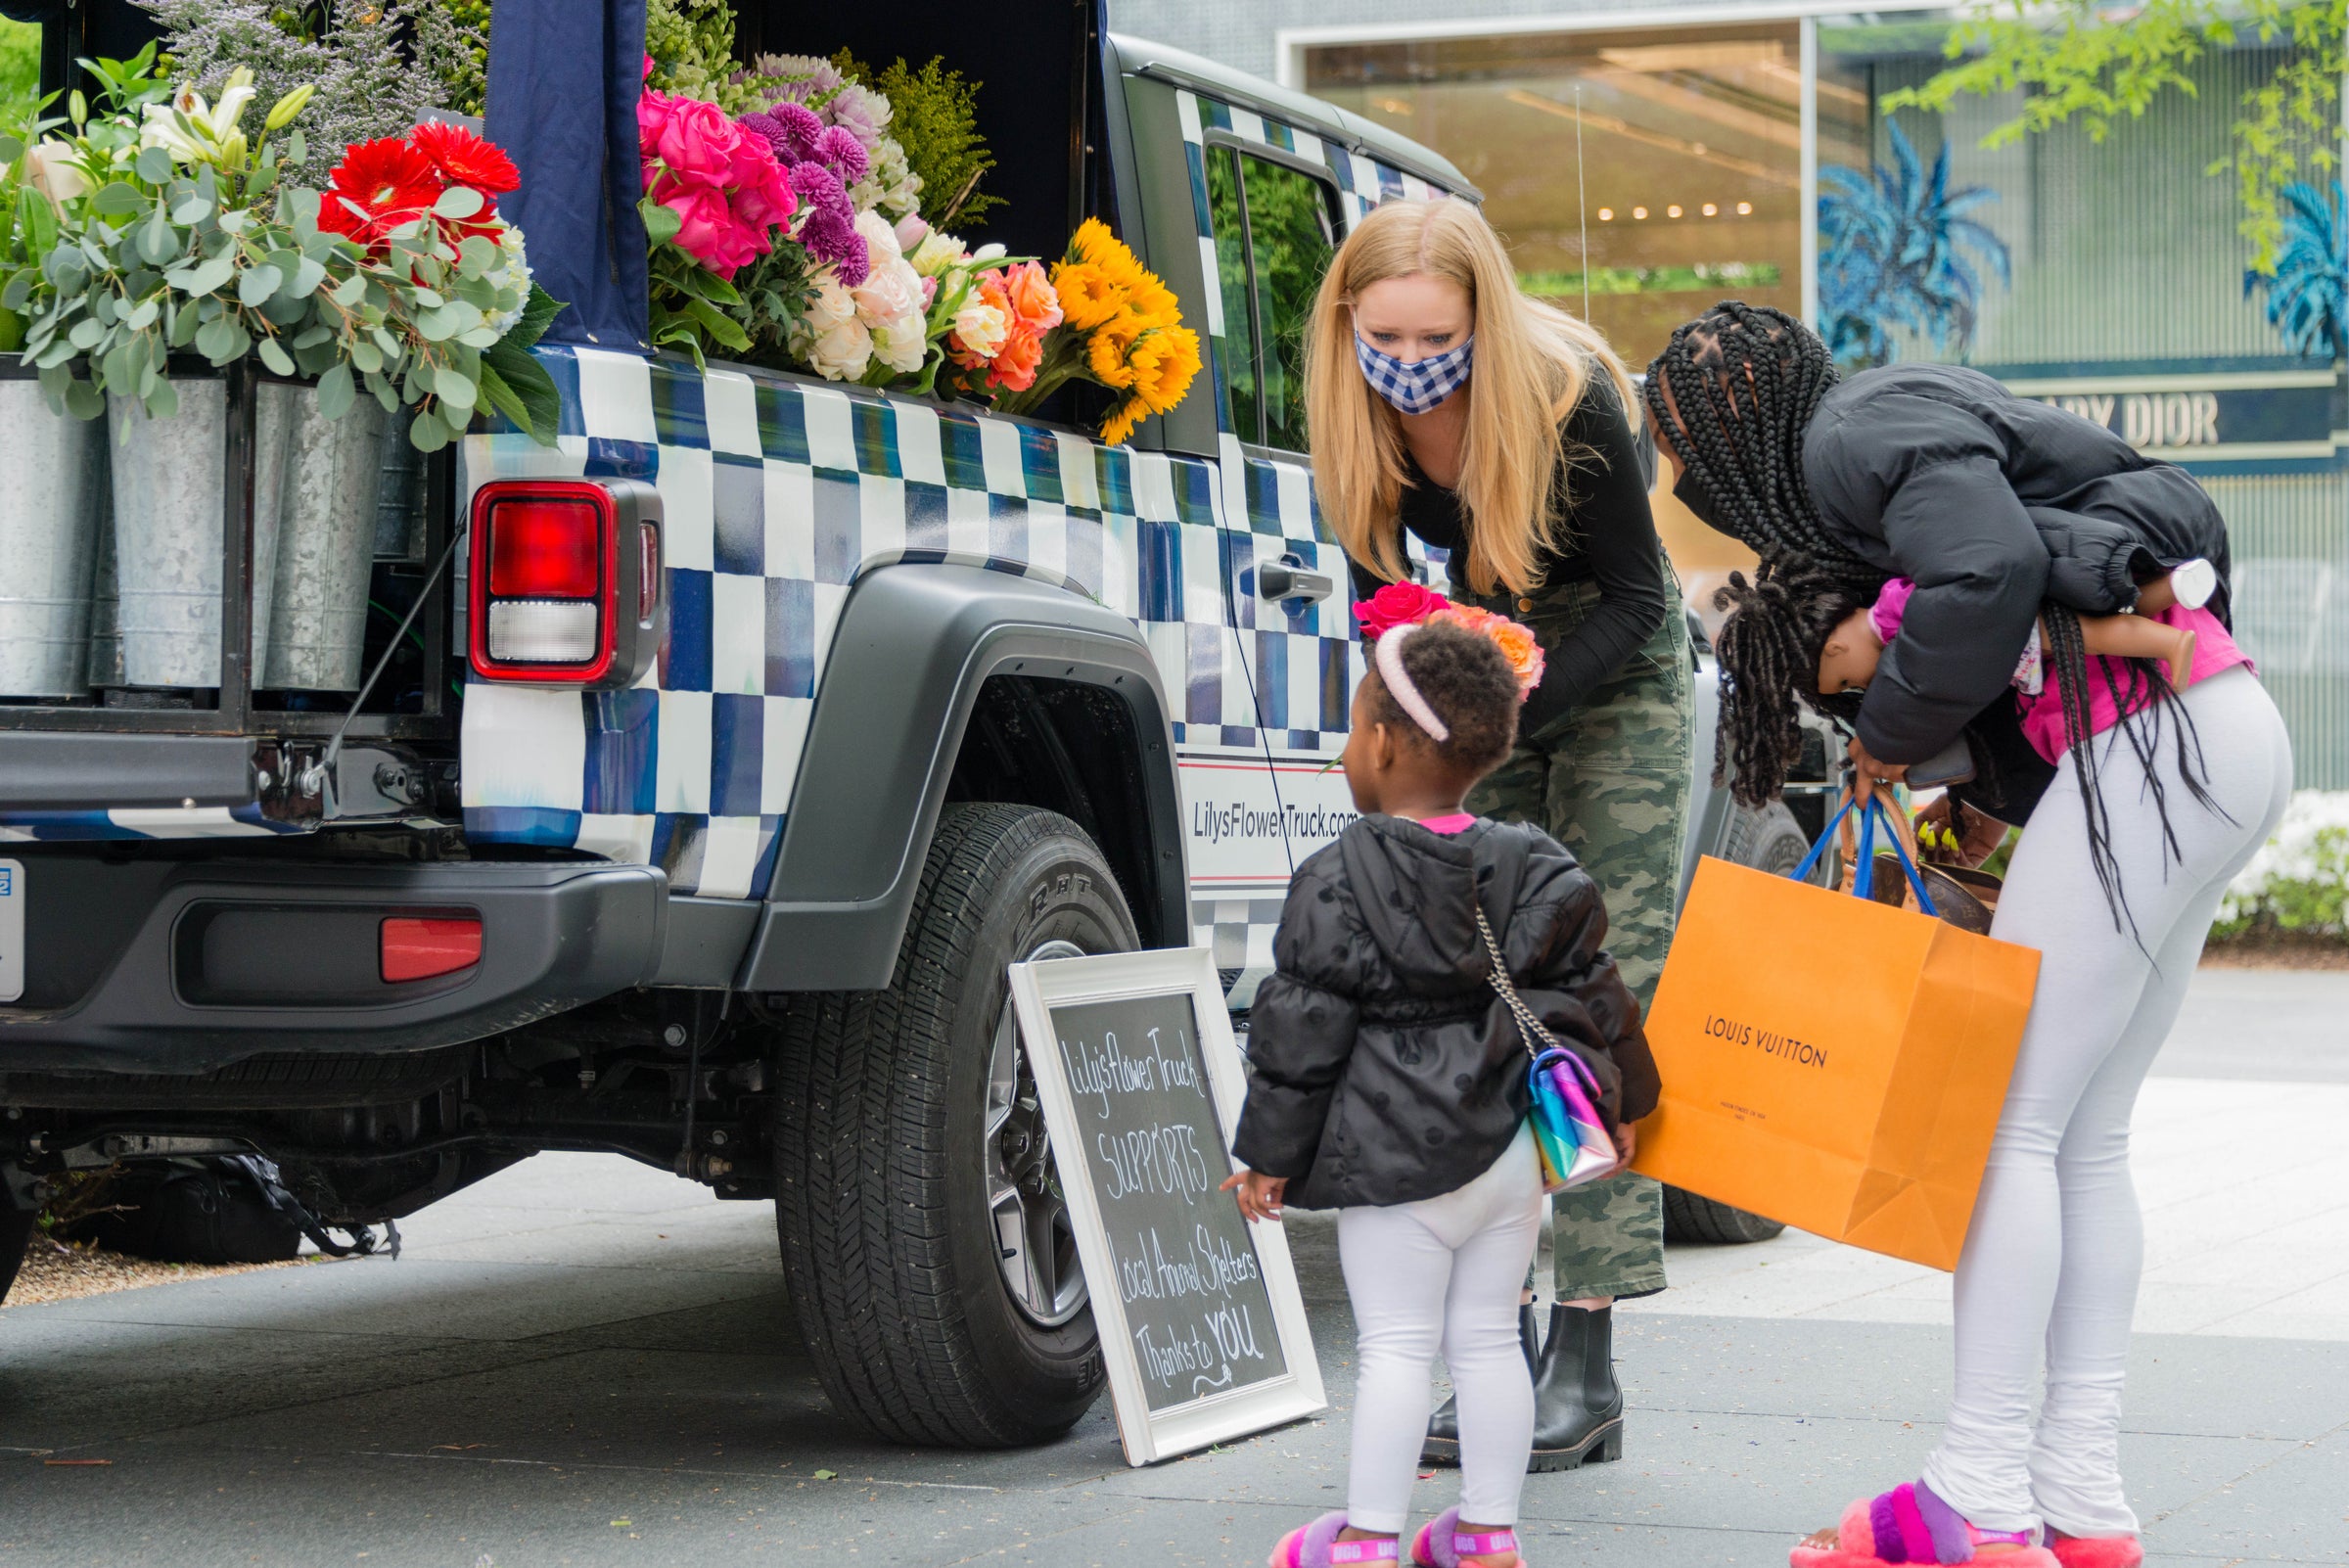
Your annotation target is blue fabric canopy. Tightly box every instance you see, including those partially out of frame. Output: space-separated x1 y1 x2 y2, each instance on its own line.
486 0 651 354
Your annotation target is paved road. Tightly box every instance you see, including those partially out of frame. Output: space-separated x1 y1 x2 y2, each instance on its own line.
2 970 2343 1567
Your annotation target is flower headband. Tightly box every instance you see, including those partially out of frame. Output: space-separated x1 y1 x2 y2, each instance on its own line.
1353 581 1545 743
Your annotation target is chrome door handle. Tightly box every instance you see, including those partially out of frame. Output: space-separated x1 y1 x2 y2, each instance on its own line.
1258 562 1334 603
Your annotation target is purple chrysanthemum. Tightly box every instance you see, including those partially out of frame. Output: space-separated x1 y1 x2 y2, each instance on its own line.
793 163 867 286
737 111 793 165
764 101 827 164
815 124 869 186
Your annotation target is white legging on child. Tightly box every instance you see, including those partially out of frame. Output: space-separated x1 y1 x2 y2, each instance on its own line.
1920 666 2293 1538
1338 1123 1545 1535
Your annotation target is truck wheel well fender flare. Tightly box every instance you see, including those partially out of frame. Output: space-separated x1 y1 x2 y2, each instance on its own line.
739 563 1185 992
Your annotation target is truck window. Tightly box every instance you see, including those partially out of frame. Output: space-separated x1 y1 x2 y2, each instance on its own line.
1203 142 1338 454
0 15 39 119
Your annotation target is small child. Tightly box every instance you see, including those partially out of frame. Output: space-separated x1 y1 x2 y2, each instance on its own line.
1222 614 1658 1568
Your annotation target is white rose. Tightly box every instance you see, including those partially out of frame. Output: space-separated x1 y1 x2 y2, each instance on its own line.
870 305 928 374
853 208 902 268
852 257 920 327
950 298 1008 360
801 274 858 336
806 315 874 381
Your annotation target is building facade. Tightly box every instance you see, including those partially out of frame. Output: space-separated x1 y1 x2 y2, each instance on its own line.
1113 0 2349 788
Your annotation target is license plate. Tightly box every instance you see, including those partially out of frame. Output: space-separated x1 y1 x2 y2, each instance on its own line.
0 858 21 1002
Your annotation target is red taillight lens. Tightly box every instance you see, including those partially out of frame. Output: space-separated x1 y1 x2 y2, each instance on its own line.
380 916 483 984
488 499 601 599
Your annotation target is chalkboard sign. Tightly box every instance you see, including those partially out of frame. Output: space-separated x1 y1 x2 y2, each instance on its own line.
1010 946 1325 1465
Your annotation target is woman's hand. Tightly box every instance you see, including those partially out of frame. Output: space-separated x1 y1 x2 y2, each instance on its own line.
1847 734 1909 787
1220 1169 1288 1223
1913 795 2009 869
1608 1121 1638 1177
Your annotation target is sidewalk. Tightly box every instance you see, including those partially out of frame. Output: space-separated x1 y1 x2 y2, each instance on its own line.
1 972 2343 1567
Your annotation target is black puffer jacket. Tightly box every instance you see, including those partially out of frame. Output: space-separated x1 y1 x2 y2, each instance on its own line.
1230 814 1656 1211
1803 364 2232 770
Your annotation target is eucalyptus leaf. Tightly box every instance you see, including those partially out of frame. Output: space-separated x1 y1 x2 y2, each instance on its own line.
170 194 212 225
332 273 367 308
287 256 327 299
91 183 145 217
408 409 451 452
63 378 104 419
68 317 102 350
350 338 382 374
237 265 280 307
433 186 485 220
134 146 173 183
364 368 397 412
146 375 177 420
257 336 295 376
124 298 160 333
317 360 355 420
436 367 478 411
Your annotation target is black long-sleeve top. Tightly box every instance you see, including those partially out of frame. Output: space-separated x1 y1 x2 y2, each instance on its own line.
1349 377 1673 738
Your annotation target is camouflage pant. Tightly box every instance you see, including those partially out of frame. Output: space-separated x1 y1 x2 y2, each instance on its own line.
1463 573 1693 1300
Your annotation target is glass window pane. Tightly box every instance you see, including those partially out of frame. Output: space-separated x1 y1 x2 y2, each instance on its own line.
0 17 40 119
1203 144 1261 444
1305 25 1804 372
1237 155 1336 453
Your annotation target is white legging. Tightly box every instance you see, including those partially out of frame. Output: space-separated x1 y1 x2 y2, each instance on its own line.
1920 667 2293 1537
1337 1124 1545 1534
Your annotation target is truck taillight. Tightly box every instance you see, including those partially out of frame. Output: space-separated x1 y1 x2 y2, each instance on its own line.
468 479 664 688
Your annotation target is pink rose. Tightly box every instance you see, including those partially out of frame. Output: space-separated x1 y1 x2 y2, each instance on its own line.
1354 580 1451 640
997 261 1063 336
638 90 797 280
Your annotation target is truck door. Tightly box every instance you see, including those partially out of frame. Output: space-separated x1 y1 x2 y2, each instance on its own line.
1188 135 1361 998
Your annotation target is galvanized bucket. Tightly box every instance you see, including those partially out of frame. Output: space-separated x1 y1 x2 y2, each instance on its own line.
265 390 388 689
107 381 292 689
373 411 427 563
0 373 106 695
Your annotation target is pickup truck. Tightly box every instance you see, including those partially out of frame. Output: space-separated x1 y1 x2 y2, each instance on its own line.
0 2 1824 1447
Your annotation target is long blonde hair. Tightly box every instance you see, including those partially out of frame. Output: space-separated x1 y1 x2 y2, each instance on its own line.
1307 200 1634 596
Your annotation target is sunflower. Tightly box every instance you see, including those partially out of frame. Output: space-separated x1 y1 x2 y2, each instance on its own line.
1052 261 1127 331
1125 271 1179 328
1099 396 1147 447
1132 325 1201 414
1085 315 1143 389
1067 217 1121 268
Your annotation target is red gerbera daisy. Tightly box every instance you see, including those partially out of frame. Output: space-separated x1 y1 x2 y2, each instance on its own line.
319 136 444 245
411 120 521 198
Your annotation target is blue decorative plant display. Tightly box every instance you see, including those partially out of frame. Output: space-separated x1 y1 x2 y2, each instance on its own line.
2244 181 2346 361
1819 120 2011 368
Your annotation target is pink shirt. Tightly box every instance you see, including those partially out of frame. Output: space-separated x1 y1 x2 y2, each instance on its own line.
1868 579 2252 765
1416 811 1479 835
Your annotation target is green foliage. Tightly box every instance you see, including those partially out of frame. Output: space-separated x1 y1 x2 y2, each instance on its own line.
2215 824 2349 938
1 18 38 119
1884 0 2346 273
7 47 558 449
839 53 998 230
142 0 486 184
645 0 792 115
722 237 816 373
428 0 491 118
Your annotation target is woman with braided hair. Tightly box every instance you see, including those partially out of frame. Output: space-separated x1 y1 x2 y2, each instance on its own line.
1644 303 2291 1568
1308 199 1693 1477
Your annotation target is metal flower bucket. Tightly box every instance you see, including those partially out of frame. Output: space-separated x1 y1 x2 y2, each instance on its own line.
0 371 106 695
107 381 292 689
265 390 389 690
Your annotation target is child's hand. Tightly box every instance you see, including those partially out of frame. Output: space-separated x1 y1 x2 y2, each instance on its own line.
1220 1169 1288 1223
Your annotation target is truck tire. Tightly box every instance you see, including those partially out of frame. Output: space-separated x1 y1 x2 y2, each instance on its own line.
775 802 1135 1448
1721 801 1815 880
1662 1184 1787 1245
1 1206 31 1304
1659 801 1803 1249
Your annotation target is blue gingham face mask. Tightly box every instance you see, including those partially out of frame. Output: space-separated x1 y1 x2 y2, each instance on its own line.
1354 333 1474 415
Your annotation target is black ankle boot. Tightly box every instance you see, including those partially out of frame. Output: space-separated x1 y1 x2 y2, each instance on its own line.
1527 1304 1624 1472
1420 1303 1541 1467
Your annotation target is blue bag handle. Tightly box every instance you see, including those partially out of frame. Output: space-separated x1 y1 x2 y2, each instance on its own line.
1786 786 1940 918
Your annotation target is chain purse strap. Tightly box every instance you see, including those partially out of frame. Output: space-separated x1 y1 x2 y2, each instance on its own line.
1474 904 1558 1063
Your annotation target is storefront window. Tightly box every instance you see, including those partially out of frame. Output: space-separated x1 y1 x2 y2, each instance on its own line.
1305 23 1804 372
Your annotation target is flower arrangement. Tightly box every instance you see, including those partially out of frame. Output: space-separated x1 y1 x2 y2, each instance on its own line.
0 45 561 448
1353 581 1546 697
987 219 1202 445
638 76 798 364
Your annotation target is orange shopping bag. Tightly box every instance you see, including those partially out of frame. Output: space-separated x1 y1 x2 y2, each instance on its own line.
1633 787 2041 1270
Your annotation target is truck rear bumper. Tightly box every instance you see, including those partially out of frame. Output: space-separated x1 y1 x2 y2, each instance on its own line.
0 858 667 1077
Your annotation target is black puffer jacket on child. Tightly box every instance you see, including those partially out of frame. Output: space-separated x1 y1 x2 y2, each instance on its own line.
1232 814 1656 1211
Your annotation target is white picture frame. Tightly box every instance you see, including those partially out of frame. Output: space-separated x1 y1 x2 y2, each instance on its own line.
1008 945 1326 1466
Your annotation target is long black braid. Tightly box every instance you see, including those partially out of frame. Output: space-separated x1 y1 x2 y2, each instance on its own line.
1710 556 1871 808
1644 302 1877 589
2038 605 2227 945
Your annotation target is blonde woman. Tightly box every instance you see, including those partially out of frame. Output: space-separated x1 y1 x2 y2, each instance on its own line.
1309 199 1693 1476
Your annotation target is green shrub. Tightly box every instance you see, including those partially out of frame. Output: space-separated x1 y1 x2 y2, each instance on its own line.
2214 792 2349 940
